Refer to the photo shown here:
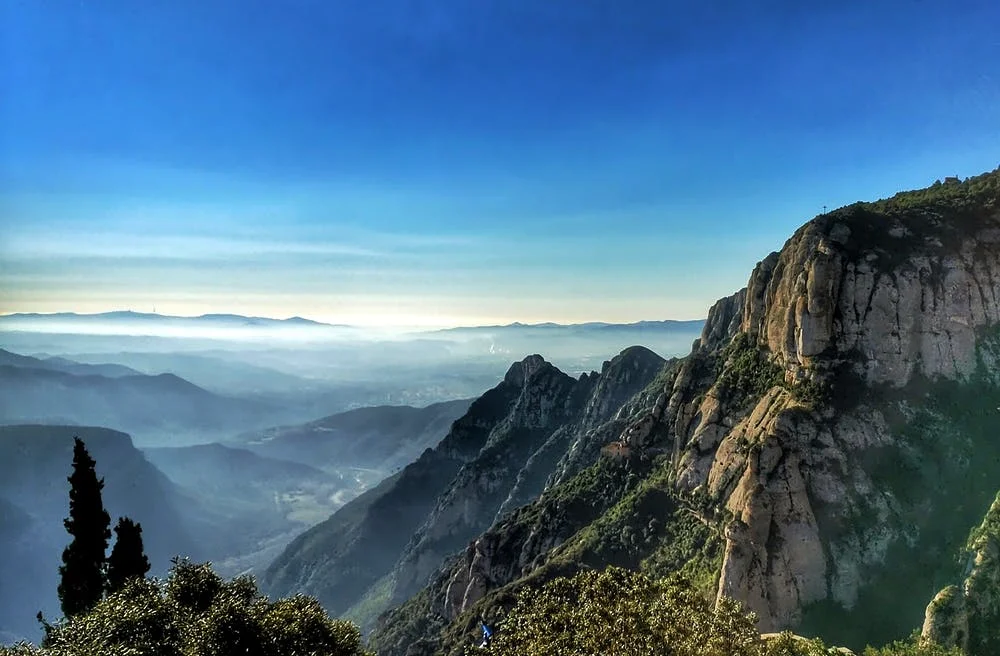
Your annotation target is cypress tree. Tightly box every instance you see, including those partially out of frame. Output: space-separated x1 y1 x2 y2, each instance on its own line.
106 516 151 595
58 437 111 617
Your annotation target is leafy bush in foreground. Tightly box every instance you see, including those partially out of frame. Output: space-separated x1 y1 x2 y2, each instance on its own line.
2 560 370 656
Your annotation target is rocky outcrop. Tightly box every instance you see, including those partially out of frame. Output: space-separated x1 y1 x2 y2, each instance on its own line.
388 348 666 605
922 586 968 652
701 287 749 351
923 491 1000 656
547 346 672 487
662 171 1000 632
388 357 582 603
741 195 1000 386
266 348 665 626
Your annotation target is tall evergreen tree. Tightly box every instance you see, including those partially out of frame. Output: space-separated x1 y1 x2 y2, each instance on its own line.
105 517 151 595
58 437 111 617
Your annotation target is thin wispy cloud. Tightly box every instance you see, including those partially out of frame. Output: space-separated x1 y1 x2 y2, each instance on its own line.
1 232 388 261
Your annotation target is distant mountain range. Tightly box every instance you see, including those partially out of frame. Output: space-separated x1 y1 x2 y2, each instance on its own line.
431 319 704 335
0 311 704 335
0 348 142 377
0 311 334 327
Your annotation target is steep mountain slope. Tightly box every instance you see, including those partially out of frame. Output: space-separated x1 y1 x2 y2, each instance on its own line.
0 364 280 445
262 347 666 622
368 169 1000 655
0 425 198 639
234 399 473 471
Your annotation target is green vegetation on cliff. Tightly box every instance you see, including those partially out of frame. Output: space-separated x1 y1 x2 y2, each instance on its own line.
388 456 728 656
474 567 963 656
865 168 1000 214
962 491 1000 656
804 329 1000 648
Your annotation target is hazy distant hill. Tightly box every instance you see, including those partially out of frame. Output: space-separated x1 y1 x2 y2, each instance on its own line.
62 350 320 396
234 399 473 472
0 348 141 378
0 310 338 329
433 319 705 335
0 359 283 446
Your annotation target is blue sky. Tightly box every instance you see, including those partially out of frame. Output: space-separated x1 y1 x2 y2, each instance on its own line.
2 0 999 326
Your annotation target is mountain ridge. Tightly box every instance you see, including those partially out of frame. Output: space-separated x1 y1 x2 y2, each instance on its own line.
1 311 704 333
262 346 667 624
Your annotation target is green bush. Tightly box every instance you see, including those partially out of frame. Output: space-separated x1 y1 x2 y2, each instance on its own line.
717 333 784 401
2 561 370 656
477 567 762 656
465 568 966 656
863 633 966 656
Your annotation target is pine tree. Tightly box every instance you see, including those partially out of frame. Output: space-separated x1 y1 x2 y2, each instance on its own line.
105 517 151 595
58 437 112 617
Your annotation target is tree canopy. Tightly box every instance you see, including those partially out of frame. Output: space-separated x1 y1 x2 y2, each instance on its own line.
57 438 111 618
5 560 370 656
105 517 151 596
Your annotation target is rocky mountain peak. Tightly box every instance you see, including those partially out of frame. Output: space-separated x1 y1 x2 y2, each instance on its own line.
742 168 1000 386
701 288 749 351
503 354 550 387
601 345 664 375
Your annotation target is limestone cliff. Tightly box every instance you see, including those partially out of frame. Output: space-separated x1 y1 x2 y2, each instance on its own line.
673 171 1000 640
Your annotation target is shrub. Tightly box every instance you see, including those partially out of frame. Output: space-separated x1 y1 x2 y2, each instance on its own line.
4 562 370 656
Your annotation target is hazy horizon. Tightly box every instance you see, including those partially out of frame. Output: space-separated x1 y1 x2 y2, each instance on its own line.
0 308 707 330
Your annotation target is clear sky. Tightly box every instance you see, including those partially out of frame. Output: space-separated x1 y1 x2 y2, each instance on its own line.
2 0 999 327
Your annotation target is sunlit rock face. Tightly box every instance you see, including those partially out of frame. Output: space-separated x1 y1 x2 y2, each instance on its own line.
741 207 1000 385
666 174 1000 636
